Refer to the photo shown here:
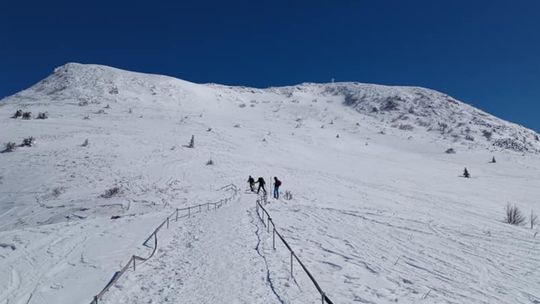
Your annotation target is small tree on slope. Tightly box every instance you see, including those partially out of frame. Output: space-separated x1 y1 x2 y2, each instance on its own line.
463 168 470 178
187 135 195 148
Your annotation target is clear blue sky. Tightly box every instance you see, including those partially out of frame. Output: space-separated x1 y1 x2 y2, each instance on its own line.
1 0 539 131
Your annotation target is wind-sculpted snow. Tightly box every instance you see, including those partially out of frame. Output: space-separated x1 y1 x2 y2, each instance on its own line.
0 63 539 304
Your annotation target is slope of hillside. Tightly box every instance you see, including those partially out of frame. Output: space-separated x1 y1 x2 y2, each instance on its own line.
1 63 539 304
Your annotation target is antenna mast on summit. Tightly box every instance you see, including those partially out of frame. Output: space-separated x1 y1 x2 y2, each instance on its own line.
331 78 335 84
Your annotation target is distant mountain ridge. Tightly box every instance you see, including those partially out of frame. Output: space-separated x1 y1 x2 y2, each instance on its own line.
4 62 539 153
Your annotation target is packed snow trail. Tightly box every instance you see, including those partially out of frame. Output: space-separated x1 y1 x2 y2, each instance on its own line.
104 192 286 303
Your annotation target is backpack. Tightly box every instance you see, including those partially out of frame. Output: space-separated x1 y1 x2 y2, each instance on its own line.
275 179 281 187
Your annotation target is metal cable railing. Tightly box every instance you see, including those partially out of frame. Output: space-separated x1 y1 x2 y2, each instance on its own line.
89 184 239 304
255 196 335 304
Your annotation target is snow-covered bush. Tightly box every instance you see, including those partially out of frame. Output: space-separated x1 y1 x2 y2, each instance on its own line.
12 109 22 118
101 186 120 198
492 138 529 153
445 148 456 154
36 112 48 119
21 137 35 147
482 130 493 140
398 124 414 131
505 203 525 225
2 142 16 153
380 99 399 111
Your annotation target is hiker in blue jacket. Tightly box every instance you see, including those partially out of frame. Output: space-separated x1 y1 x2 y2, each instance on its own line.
273 177 281 199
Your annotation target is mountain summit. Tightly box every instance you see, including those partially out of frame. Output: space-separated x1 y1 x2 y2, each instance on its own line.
4 63 539 153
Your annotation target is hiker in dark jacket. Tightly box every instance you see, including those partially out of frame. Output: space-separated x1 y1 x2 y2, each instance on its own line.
273 177 282 199
256 177 266 195
247 175 255 192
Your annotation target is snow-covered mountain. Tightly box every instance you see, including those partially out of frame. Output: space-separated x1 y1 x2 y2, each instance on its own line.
6 63 539 153
1 63 539 304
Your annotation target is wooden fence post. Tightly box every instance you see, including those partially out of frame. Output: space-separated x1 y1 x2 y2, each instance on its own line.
273 228 275 250
290 252 294 278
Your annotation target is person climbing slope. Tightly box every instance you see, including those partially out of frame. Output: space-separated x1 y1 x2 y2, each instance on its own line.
256 177 266 195
247 175 255 192
273 176 282 199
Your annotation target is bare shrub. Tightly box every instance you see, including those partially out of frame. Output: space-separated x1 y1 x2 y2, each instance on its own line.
52 187 65 198
2 142 16 153
284 190 293 200
22 112 32 120
36 112 48 119
505 203 525 225
101 187 121 198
